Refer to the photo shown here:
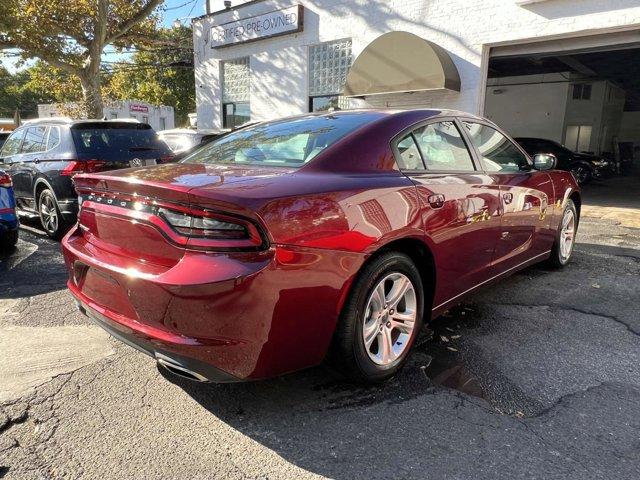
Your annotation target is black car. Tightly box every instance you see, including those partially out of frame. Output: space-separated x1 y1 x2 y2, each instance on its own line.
0 119 173 238
514 137 612 185
0 132 10 150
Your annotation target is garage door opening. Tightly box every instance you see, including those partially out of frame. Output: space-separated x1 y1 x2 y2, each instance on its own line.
484 35 640 228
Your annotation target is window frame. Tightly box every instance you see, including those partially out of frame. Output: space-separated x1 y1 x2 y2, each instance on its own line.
391 116 481 175
458 117 534 175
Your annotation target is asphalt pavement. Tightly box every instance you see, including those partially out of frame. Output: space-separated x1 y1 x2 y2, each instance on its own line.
0 200 639 479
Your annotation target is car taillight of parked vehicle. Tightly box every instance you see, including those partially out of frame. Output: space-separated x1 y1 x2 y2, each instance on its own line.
79 192 267 251
0 173 12 187
61 160 107 176
158 154 176 164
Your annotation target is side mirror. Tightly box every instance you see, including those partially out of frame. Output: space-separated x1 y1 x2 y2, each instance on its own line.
533 153 557 171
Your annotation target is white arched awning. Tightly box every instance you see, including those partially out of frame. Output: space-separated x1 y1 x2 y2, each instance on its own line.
343 31 461 97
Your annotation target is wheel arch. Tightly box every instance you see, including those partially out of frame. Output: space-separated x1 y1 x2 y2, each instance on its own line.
344 236 437 322
33 177 58 206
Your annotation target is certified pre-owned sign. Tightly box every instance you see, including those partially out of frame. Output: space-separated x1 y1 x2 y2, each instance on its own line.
211 5 303 48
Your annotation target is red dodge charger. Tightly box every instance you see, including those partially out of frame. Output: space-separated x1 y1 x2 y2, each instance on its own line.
62 110 580 383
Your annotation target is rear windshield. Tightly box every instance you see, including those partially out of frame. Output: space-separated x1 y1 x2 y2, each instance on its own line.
71 123 171 161
181 113 377 168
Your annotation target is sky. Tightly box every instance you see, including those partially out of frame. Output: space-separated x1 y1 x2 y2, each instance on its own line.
1 0 207 72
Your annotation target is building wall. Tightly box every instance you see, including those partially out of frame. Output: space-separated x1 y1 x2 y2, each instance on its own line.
484 73 570 143
193 0 640 128
37 101 175 132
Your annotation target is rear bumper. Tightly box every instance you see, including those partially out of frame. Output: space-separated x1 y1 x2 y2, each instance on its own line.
75 298 239 382
62 225 364 381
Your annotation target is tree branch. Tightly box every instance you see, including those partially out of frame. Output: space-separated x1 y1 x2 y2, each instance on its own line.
106 0 163 45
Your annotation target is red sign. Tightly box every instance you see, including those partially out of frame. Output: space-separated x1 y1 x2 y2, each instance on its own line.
130 104 149 113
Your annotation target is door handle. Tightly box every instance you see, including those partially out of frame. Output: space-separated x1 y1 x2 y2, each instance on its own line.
502 192 513 204
427 194 445 209
34 158 40 164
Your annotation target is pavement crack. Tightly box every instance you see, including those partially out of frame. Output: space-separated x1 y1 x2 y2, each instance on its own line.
487 302 640 336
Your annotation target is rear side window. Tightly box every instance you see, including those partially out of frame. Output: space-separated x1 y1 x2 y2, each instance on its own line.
413 121 475 172
462 122 530 173
396 135 424 170
71 124 171 161
47 126 61 150
21 126 48 154
1 129 25 157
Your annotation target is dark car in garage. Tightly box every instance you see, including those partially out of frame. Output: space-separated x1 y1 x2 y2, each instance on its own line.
63 109 580 384
0 119 173 238
515 137 612 185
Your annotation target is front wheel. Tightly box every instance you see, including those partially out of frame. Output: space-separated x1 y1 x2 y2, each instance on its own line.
38 189 69 239
547 199 578 268
331 252 424 383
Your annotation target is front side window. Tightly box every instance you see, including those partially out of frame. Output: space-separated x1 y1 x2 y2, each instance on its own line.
463 122 530 173
21 126 48 154
1 129 26 157
222 57 250 129
182 113 374 168
413 121 474 171
309 39 352 112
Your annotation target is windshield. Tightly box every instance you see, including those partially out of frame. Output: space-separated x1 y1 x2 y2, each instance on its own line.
71 123 172 161
181 113 376 168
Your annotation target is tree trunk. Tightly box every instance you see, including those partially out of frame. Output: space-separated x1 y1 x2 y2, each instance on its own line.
78 72 104 119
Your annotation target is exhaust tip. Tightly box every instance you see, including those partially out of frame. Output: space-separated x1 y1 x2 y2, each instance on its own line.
155 354 209 382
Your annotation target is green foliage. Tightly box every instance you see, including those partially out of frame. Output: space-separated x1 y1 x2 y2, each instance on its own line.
0 0 165 117
0 65 57 118
108 26 195 126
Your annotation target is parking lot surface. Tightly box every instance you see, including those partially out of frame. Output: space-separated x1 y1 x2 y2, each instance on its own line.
1 195 639 479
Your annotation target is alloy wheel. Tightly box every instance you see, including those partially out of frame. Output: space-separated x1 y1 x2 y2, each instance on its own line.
362 272 417 365
40 193 59 235
559 208 575 261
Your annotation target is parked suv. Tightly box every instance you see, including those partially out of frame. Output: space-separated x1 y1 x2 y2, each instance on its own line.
0 119 173 238
514 137 612 185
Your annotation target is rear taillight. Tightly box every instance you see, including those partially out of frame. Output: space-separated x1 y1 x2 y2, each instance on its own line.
0 173 12 187
61 160 107 176
158 155 175 164
158 208 248 240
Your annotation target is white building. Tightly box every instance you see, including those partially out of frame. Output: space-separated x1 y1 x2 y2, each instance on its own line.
38 100 175 132
193 0 640 157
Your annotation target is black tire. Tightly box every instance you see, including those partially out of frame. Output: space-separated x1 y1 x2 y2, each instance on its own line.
547 199 578 269
569 164 592 185
38 188 69 239
0 229 18 249
331 251 424 383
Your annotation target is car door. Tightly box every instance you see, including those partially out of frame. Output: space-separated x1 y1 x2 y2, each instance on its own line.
394 118 503 311
10 125 48 208
461 121 556 271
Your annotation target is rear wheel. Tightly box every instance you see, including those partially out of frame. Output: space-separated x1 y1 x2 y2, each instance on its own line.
547 199 577 268
331 252 424 383
38 189 69 239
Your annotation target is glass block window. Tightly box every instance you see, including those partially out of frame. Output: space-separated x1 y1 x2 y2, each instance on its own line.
309 39 352 96
221 57 250 103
